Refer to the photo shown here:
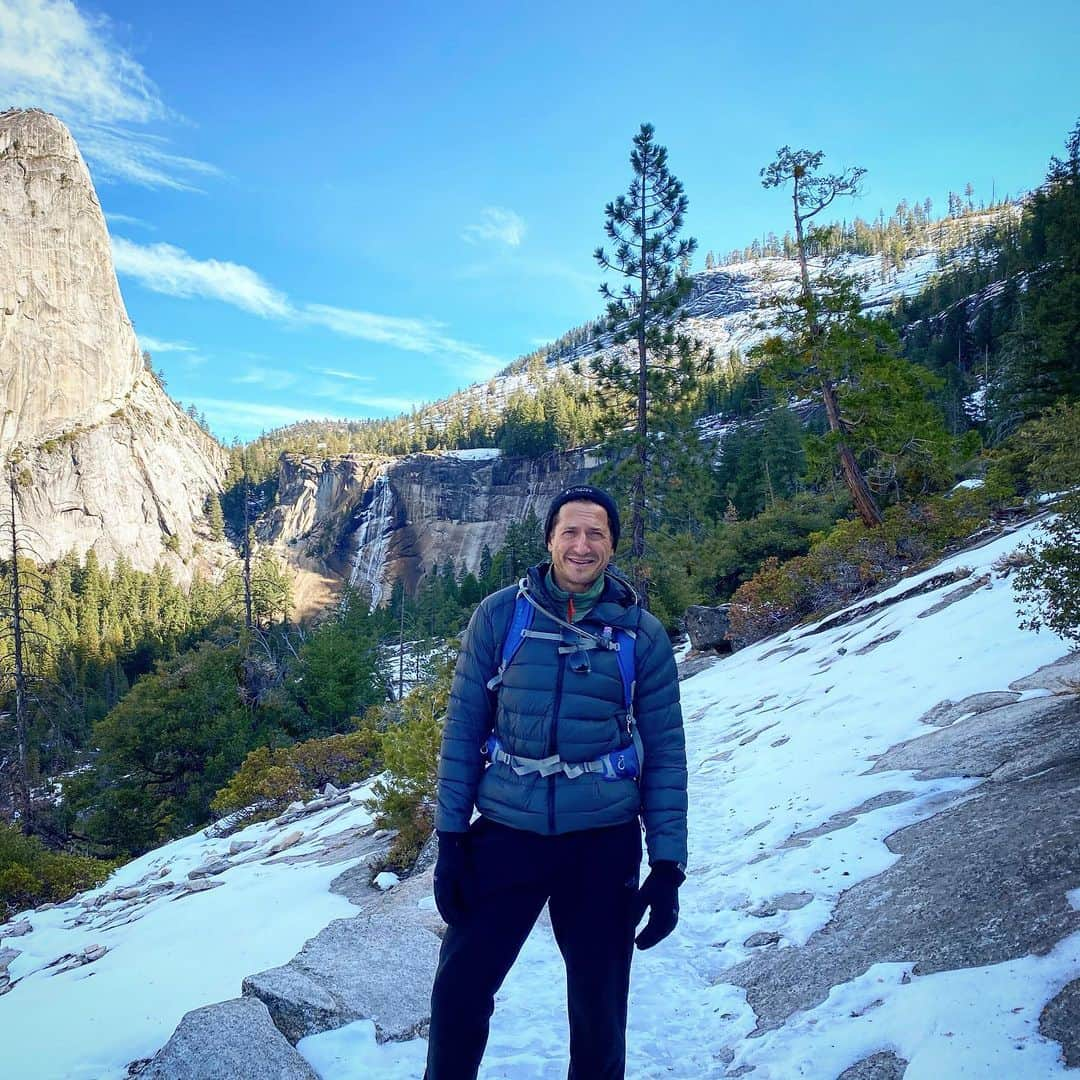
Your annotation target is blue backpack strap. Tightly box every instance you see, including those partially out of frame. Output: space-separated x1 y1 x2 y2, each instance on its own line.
609 627 637 718
486 583 535 691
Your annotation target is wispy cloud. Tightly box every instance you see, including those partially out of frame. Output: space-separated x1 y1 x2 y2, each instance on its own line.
105 211 155 230
189 397 328 434
310 382 419 413
232 367 298 392
304 304 503 381
462 207 527 247
137 334 195 354
309 367 376 383
113 237 292 318
114 236 504 380
0 0 217 188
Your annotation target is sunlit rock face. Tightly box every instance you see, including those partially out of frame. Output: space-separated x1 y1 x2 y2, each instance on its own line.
0 108 143 453
0 109 228 580
268 448 605 602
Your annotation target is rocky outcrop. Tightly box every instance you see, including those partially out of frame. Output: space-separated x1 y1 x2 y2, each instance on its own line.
137 997 319 1080
0 109 229 578
0 109 142 454
685 604 734 652
718 678 1080 1038
11 370 228 579
242 914 440 1044
267 447 603 602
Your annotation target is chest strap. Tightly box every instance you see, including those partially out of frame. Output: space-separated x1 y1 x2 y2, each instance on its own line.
482 734 641 782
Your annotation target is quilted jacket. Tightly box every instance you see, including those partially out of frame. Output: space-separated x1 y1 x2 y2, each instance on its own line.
434 563 688 867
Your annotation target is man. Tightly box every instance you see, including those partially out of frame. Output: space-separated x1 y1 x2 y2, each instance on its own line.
425 485 688 1080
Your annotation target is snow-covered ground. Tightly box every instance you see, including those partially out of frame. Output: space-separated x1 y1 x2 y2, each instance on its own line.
0 793 378 1079
303 516 1076 1078
1 516 1075 1078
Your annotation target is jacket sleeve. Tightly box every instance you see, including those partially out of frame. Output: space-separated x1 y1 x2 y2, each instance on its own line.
434 597 500 833
634 615 688 867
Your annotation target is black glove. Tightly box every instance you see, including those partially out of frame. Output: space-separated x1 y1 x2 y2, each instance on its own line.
433 831 470 926
632 861 685 950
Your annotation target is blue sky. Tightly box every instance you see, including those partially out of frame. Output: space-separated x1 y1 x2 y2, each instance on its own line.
3 0 1078 442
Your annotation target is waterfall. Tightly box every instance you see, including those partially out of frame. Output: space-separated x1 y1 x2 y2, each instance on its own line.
349 473 395 608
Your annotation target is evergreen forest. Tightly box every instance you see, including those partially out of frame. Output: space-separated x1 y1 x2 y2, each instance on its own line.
1 117 1078 916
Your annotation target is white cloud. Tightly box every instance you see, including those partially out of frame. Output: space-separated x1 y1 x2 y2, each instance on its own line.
310 383 418 413
105 211 154 230
310 367 376 383
304 304 503 381
0 0 216 187
116 237 503 379
189 397 324 434
232 367 298 392
137 334 195 354
462 207 527 247
113 238 292 318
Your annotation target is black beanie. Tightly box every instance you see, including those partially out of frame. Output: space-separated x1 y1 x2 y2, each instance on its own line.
544 485 620 551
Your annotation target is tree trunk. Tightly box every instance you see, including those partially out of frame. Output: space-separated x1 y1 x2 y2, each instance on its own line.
821 379 883 527
793 169 882 529
633 176 650 605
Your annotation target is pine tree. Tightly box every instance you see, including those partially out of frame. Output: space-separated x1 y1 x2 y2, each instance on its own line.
592 123 709 599
760 147 883 526
207 493 225 542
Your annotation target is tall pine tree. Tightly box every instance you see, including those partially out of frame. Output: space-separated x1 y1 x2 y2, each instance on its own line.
592 123 710 599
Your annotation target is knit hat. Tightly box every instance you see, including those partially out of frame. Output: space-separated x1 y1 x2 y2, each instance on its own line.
544 485 620 551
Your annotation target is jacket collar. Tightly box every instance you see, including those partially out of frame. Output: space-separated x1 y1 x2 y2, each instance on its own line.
524 562 639 628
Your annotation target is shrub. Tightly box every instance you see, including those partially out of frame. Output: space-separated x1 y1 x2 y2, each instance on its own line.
729 492 994 645
1014 495 1080 646
211 725 381 817
985 401 1080 502
365 657 454 877
0 822 114 921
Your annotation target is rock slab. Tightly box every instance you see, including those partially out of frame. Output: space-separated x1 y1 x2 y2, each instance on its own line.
138 997 318 1080
243 913 441 1043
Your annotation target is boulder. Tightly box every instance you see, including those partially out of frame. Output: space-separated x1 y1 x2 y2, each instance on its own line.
684 605 734 652
1040 977 1080 1068
837 1051 908 1079
243 914 441 1043
139 997 318 1080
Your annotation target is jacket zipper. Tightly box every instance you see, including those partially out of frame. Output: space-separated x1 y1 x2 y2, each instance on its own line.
548 642 566 834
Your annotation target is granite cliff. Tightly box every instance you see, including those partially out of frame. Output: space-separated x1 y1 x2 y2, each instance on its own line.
0 109 227 579
264 447 603 606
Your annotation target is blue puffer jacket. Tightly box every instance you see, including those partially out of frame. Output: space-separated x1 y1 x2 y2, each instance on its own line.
435 563 688 867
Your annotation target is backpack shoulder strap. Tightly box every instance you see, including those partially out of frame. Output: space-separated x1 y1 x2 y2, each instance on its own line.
611 627 637 720
486 582 535 691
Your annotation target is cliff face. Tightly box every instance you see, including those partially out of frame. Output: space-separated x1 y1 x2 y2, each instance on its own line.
14 371 228 580
267 448 602 603
0 109 228 579
0 109 143 454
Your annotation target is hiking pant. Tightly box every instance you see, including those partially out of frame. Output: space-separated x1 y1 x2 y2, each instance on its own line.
424 816 642 1080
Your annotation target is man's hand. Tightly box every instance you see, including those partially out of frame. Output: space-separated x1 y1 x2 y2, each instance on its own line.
433 831 470 926
632 861 685 949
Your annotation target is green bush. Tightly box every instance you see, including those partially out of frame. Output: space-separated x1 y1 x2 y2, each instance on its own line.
1014 494 1080 646
729 491 993 645
365 657 454 877
0 822 114 921
211 725 381 817
985 401 1080 502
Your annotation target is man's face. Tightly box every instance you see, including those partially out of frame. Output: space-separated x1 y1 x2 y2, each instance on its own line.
546 500 614 594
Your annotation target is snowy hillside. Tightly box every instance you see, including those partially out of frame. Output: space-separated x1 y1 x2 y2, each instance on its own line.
1 514 1077 1078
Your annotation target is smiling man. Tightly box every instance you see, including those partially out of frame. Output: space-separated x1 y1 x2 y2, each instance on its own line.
425 485 688 1080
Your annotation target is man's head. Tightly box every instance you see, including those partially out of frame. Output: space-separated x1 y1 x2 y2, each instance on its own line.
544 486 619 594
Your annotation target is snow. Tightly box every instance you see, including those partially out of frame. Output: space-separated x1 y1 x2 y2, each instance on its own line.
0 793 375 1079
300 517 1076 1077
442 448 502 461
2 518 1075 1078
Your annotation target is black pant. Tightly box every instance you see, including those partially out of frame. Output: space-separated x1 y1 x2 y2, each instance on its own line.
425 816 642 1080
